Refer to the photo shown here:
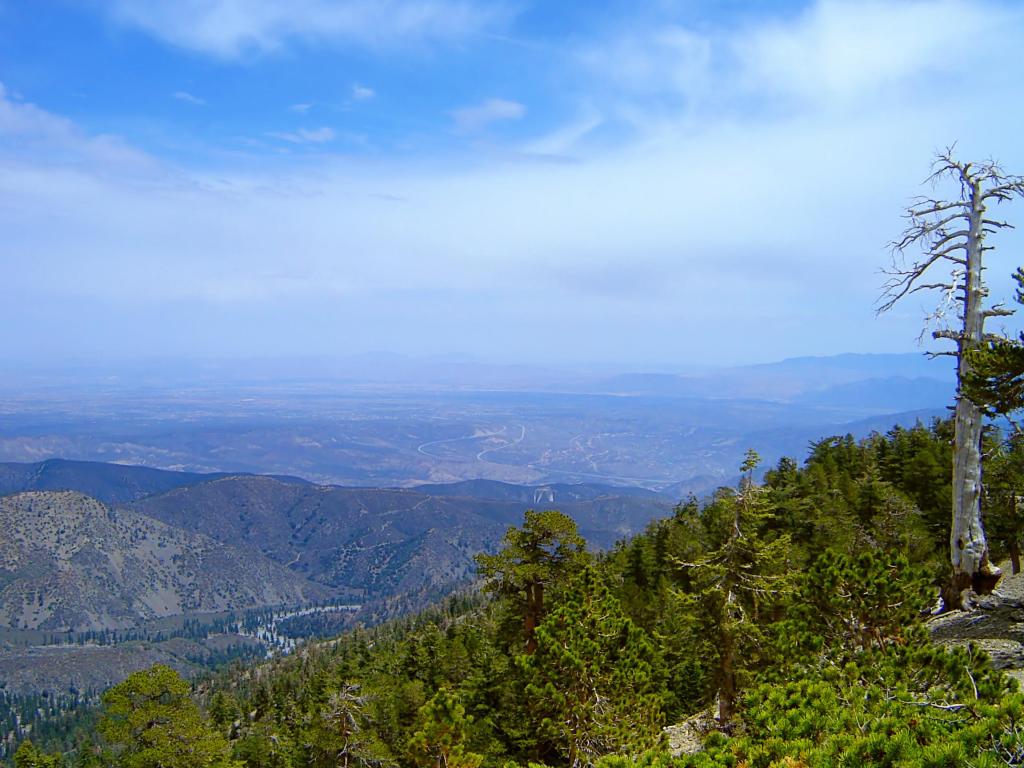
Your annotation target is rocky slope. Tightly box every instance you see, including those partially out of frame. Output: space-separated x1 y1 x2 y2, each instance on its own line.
928 569 1024 685
0 491 328 631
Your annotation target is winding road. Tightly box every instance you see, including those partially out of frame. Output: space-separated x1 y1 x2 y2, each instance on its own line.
416 424 526 462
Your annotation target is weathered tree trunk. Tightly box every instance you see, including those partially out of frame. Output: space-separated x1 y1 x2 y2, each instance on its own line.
524 582 543 654
717 617 736 725
950 396 995 594
715 503 741 725
949 175 1000 602
1010 537 1021 575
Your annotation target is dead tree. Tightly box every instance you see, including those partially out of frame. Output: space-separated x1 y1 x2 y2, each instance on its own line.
879 148 1024 608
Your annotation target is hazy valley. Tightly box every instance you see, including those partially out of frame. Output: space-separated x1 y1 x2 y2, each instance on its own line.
0 353 954 495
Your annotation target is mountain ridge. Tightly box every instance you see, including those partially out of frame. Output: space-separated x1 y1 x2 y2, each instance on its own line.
0 490 328 631
0 458 311 506
126 473 675 597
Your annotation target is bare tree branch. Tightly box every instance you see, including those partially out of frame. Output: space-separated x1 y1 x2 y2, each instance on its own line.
982 307 1015 319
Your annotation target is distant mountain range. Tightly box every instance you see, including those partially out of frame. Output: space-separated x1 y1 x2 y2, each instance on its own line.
0 352 958 635
596 353 955 405
792 376 954 412
0 351 957 395
0 461 675 633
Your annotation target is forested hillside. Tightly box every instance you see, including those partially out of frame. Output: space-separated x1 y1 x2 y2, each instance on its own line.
12 419 1024 767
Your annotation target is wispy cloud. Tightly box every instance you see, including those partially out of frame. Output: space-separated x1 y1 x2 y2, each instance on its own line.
289 103 313 114
578 26 712 99
267 126 336 144
105 0 512 58
351 84 375 101
577 0 1020 116
451 97 525 133
173 90 205 105
522 110 602 158
0 82 154 171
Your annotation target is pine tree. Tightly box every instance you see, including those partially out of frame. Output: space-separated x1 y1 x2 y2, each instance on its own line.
781 548 934 663
518 566 665 767
475 510 587 654
231 720 295 768
675 450 792 725
99 665 241 768
981 431 1024 573
304 683 393 768
406 688 483 768
13 741 62 768
966 267 1024 418
72 737 106 768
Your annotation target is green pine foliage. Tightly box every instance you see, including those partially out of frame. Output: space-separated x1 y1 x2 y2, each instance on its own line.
599 549 1024 768
981 431 1024 573
99 665 241 768
672 451 793 724
13 742 61 768
677 641 1024 768
965 267 1024 417
301 683 392 768
475 510 588 654
407 688 483 768
780 549 934 661
518 567 665 766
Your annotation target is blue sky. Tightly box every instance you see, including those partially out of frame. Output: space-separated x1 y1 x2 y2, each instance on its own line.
1 0 1023 370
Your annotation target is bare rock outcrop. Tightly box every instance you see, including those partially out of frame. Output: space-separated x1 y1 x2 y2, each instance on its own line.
928 568 1024 685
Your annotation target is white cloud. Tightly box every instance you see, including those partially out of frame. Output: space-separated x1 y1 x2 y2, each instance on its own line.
267 127 336 144
733 0 1016 109
289 103 313 114
105 0 510 57
450 98 525 133
351 84 375 101
173 90 206 105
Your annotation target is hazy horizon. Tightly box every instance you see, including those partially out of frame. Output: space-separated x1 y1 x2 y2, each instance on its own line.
0 348 958 390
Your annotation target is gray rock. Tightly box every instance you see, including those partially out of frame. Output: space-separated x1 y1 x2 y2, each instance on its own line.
929 569 1024 676
664 708 718 757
